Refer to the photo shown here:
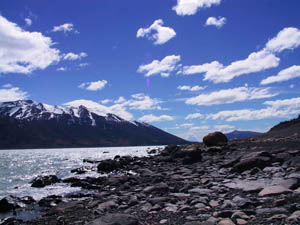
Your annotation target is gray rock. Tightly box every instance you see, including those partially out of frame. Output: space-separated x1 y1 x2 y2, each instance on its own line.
256 207 288 216
97 200 118 212
188 188 213 195
89 213 138 225
218 218 235 225
203 132 228 147
258 185 292 197
286 210 300 222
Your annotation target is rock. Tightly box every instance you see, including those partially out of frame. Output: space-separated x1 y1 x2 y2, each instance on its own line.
232 196 254 208
142 182 169 194
38 195 62 207
256 207 288 216
218 218 235 225
97 200 118 212
258 185 292 196
97 159 121 173
209 200 219 207
203 132 228 147
128 195 139 206
188 188 213 195
30 175 60 188
236 219 248 225
233 151 272 173
286 210 300 222
71 166 89 174
267 214 287 221
89 213 138 225
231 211 250 220
0 197 19 212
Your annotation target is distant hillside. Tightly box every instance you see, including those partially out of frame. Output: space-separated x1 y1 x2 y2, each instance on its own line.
225 130 262 140
0 100 190 149
266 115 300 137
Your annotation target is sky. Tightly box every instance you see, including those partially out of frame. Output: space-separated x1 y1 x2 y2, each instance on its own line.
1 0 300 141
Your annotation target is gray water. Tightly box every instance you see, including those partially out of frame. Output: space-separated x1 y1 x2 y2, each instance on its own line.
0 146 162 200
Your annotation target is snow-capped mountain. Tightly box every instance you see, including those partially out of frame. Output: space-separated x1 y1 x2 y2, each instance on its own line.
0 100 189 149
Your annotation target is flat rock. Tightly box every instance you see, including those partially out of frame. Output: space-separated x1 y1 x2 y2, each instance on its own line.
286 210 300 222
218 218 235 225
258 185 292 197
89 213 138 225
256 207 288 216
188 188 213 195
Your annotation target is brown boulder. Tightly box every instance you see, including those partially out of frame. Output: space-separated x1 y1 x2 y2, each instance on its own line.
203 132 228 147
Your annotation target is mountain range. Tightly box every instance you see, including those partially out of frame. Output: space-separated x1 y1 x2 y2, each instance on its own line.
224 130 262 140
0 100 189 149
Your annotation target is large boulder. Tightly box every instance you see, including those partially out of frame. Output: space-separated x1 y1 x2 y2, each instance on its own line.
203 132 228 147
0 197 19 212
97 159 121 173
30 175 60 188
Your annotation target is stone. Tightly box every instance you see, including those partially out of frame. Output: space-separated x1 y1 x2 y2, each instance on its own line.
0 198 18 212
236 219 248 225
97 159 121 173
209 200 219 207
97 200 118 212
266 214 287 221
142 182 169 194
231 211 250 220
258 185 292 197
233 151 272 173
30 175 60 188
89 213 138 225
218 218 235 225
286 210 300 222
203 132 228 147
256 207 288 216
188 188 213 195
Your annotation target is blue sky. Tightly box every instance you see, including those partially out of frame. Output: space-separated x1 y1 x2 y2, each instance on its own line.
1 0 300 141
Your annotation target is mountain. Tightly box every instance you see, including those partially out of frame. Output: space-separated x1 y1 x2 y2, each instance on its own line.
265 115 300 137
0 100 189 149
225 130 262 140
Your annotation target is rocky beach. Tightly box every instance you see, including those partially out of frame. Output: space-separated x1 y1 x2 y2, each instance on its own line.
1 126 300 225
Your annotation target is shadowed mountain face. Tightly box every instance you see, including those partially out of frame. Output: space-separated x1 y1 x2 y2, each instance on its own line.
0 100 189 149
225 130 262 140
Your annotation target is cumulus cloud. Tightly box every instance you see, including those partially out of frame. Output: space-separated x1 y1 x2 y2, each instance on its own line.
57 67 66 71
214 124 235 132
178 85 206 91
101 99 112 104
0 15 60 74
63 52 87 61
52 23 77 33
25 18 32 26
181 27 300 83
127 93 164 110
185 113 204 120
138 114 174 123
137 19 176 45
207 97 300 122
266 27 300 53
137 55 181 77
0 86 29 102
173 0 222 16
114 96 126 104
185 86 276 106
181 50 279 83
64 99 133 121
205 17 226 28
261 65 300 85
180 123 194 127
78 80 107 91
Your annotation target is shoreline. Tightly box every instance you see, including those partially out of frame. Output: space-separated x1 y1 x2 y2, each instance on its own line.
1 135 300 225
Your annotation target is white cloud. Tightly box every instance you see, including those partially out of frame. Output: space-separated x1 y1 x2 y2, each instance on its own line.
57 67 66 71
266 27 300 53
205 16 226 28
0 15 60 74
78 63 89 67
180 123 194 127
0 86 29 102
173 0 222 16
181 27 300 83
138 114 174 123
101 99 112 104
63 52 87 61
78 80 107 91
52 23 77 33
189 125 210 131
25 18 32 26
2 83 12 88
186 86 276 106
137 55 181 77
207 97 300 121
214 124 235 132
137 19 176 45
290 84 295 89
181 50 279 83
127 93 163 110
64 99 133 121
261 65 300 85
185 113 204 120
114 96 126 104
178 85 206 91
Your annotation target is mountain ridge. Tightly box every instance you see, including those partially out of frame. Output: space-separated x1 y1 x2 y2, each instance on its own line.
0 100 189 149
